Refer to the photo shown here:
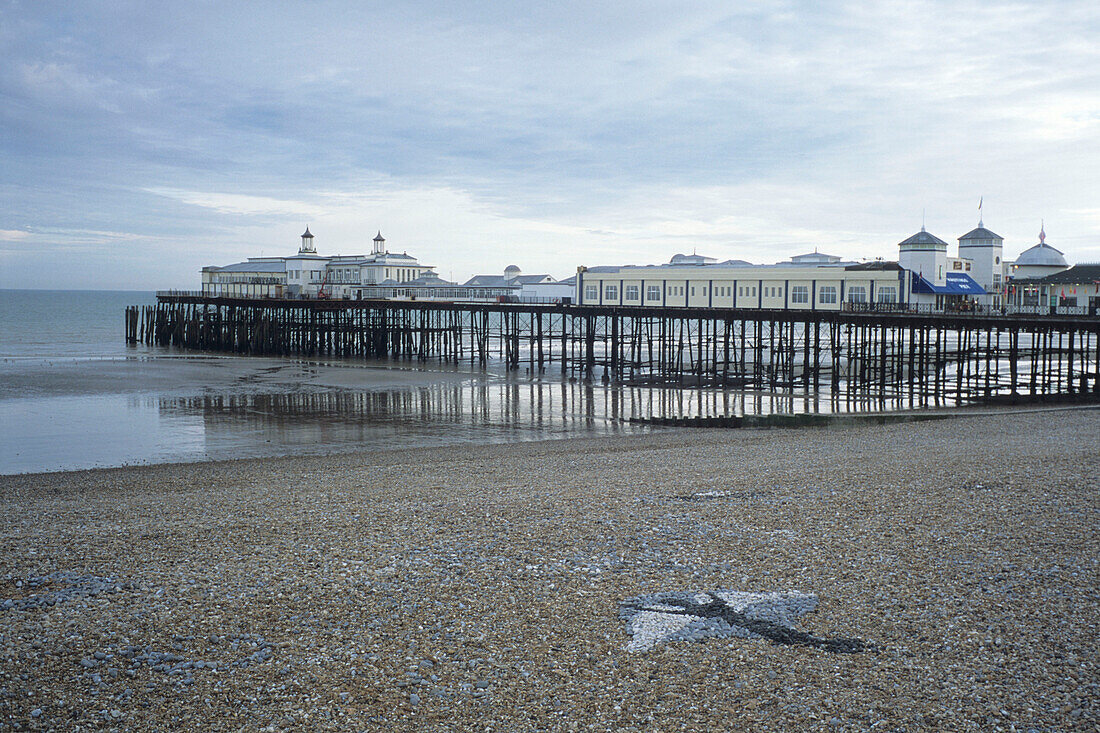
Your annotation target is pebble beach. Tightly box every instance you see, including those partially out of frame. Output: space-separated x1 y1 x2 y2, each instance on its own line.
1 407 1098 731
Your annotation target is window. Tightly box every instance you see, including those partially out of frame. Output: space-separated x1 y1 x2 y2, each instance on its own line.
690 286 695 296
993 274 1002 287
965 262 971 271
791 285 809 304
625 285 639 300
605 285 618 301
953 261 962 270
752 287 757 296
585 285 598 301
878 286 897 303
820 286 837 304
848 285 867 303
995 256 1000 264
647 285 661 301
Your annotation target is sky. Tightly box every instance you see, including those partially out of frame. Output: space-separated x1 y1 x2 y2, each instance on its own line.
1 0 1098 290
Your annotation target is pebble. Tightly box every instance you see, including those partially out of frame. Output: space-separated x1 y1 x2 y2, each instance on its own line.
1 411 1096 731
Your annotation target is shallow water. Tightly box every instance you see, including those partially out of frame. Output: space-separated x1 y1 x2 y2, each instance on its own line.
0 289 921 474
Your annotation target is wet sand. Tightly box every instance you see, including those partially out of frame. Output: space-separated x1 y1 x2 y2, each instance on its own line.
0 354 478 400
1 408 1097 730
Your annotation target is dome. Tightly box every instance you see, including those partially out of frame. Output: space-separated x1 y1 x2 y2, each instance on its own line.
668 253 716 265
1014 242 1067 268
301 227 313 239
504 264 521 276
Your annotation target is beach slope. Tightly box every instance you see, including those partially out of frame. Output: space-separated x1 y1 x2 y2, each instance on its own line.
1 409 1097 730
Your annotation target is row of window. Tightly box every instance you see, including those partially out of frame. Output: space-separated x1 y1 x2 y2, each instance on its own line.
285 267 420 284
585 283 897 304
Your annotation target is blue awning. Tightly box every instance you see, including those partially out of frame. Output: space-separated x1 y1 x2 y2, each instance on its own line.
911 272 986 295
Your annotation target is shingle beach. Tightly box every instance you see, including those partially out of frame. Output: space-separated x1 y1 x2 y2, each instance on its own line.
2 408 1098 731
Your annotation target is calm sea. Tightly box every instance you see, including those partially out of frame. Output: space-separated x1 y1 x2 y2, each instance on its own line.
2 290 904 475
0 290 656 474
0 289 158 359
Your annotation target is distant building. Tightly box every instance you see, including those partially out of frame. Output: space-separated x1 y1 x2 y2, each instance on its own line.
576 220 1100 313
463 265 573 302
1034 264 1100 312
1008 225 1069 280
576 250 909 310
202 229 439 298
957 224 1004 308
1003 225 1073 310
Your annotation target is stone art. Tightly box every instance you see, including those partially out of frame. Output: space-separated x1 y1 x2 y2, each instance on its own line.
619 589 871 653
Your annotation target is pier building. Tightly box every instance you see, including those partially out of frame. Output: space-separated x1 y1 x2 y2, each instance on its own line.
463 266 575 301
201 229 439 298
576 226 995 312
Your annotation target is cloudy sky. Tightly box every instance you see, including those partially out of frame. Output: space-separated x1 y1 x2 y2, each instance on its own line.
2 0 1098 290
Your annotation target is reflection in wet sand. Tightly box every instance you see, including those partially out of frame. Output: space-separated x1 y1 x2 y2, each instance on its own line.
155 378 928 458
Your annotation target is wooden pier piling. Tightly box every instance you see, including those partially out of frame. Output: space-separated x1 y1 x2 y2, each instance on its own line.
127 296 1100 404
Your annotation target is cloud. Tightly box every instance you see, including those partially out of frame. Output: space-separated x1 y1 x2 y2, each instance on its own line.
144 188 329 218
1 1 1098 288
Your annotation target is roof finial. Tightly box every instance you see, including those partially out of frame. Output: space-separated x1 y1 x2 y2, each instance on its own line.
978 196 983 228
921 208 926 232
1039 220 1046 244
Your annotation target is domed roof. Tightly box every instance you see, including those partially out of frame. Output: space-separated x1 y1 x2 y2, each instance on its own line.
898 228 948 247
301 227 313 238
504 264 521 274
1014 242 1067 268
958 226 1002 242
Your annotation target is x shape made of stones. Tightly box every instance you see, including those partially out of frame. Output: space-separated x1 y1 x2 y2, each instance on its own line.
623 592 873 654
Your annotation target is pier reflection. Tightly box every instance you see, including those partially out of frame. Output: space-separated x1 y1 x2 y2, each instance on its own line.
154 378 939 456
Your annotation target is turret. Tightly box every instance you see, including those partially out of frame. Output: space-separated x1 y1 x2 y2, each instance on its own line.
958 222 1004 307
373 231 385 255
898 226 948 284
299 227 316 255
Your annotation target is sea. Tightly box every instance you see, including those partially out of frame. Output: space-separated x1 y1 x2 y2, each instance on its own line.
1 290 891 475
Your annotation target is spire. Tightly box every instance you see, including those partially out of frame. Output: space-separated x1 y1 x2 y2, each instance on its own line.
1039 220 1046 244
978 196 983 228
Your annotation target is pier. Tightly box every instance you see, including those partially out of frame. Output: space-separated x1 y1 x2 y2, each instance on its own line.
128 296 1100 404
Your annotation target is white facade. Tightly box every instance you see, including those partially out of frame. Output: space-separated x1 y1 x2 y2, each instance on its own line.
463 266 574 302
202 229 439 299
897 228 948 306
957 225 1004 307
575 254 906 311
201 258 287 298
